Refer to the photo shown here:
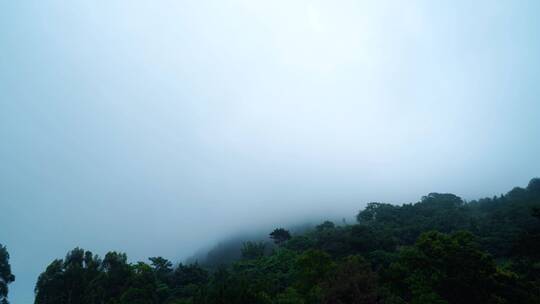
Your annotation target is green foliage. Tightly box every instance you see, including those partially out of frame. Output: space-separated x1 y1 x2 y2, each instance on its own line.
284 235 316 252
31 178 540 304
33 248 208 304
386 231 502 304
357 194 470 246
294 249 333 295
170 263 208 300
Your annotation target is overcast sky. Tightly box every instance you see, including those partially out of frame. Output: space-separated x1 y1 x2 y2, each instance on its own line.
2 1 540 302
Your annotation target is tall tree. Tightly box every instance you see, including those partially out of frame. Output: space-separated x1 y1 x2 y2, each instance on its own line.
0 244 15 304
270 228 291 245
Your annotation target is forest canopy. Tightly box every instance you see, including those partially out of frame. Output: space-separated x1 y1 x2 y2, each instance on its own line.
3 179 540 303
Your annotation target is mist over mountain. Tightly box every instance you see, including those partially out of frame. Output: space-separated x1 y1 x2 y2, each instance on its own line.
10 178 538 303
2 1 540 303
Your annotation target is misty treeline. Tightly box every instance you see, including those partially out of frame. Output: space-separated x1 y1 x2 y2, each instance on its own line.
2 179 540 303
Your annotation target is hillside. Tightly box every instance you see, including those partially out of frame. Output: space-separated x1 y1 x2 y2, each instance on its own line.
18 179 540 303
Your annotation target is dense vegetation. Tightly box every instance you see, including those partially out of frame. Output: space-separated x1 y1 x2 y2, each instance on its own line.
3 179 540 303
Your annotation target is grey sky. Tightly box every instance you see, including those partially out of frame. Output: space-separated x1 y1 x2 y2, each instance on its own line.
1 1 540 302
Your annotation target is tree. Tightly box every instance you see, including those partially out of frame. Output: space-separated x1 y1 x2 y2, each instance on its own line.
149 257 173 275
100 251 133 302
270 228 291 245
527 178 540 194
149 257 174 302
62 248 90 304
0 244 15 304
35 259 65 304
119 262 158 304
149 256 173 285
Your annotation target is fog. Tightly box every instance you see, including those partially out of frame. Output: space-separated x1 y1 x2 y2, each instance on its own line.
1 1 540 302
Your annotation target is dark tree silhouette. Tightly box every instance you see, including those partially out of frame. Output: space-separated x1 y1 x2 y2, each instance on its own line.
0 244 15 304
269 228 291 245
